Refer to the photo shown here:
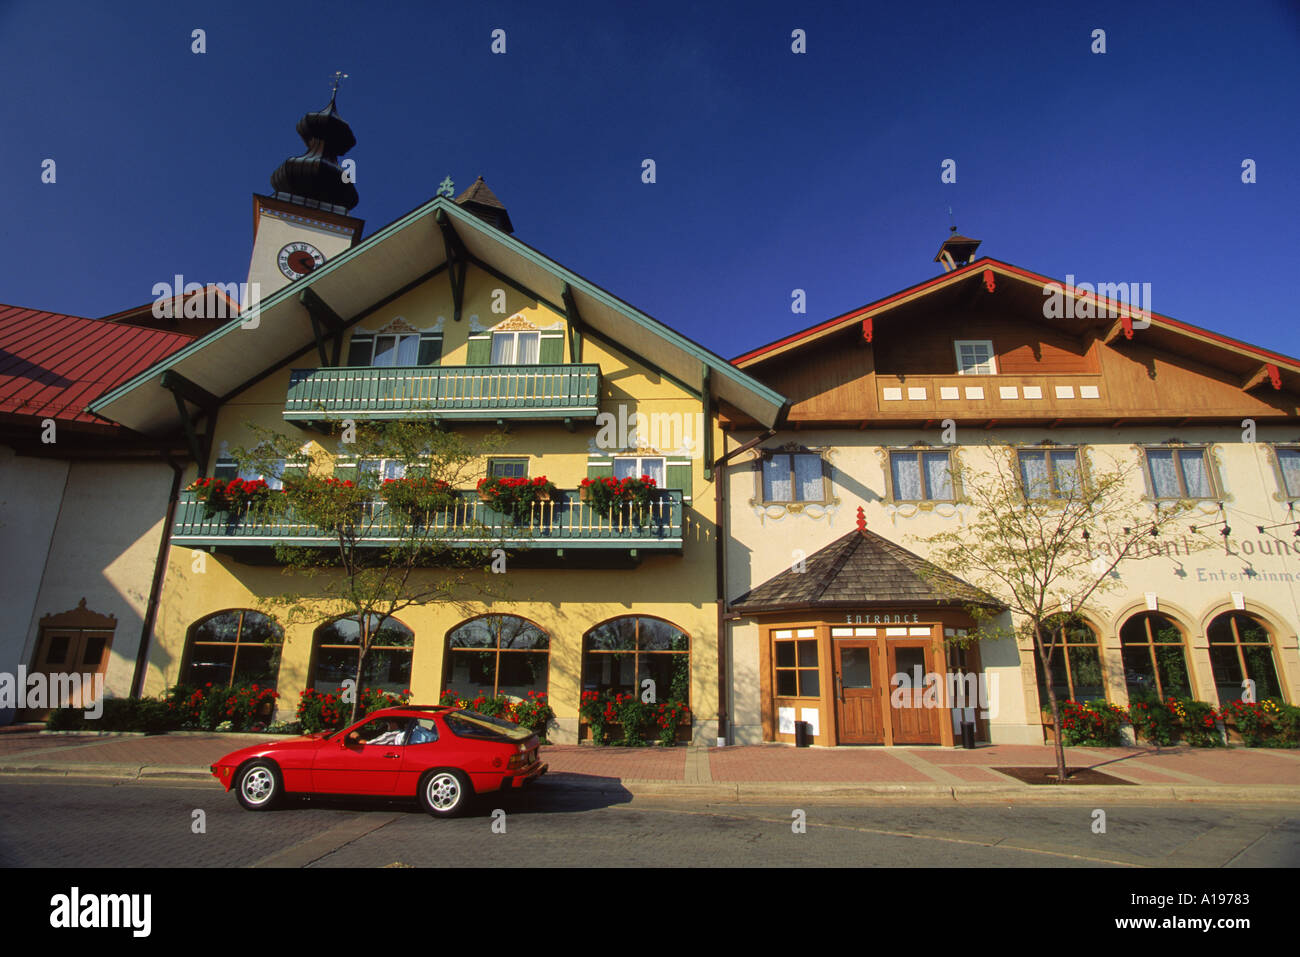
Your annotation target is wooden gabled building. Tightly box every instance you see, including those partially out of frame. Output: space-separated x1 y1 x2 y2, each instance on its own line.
721 234 1300 746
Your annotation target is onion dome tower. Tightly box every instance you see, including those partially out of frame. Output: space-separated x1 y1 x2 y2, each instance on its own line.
270 90 360 213
245 79 365 298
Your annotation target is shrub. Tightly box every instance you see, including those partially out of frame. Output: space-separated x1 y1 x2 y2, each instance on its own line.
440 689 556 743
476 476 557 524
578 690 689 746
1168 697 1225 747
1128 694 1179 747
580 475 658 517
1223 698 1300 748
45 697 182 733
1058 699 1128 747
296 686 410 733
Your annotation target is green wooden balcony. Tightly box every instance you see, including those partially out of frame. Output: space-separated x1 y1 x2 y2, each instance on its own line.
283 364 601 425
171 488 684 558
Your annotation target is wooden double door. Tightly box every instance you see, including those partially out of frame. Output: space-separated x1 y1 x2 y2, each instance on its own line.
832 639 943 745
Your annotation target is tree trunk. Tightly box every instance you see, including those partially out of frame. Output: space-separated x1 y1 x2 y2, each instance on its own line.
1035 623 1069 782
349 617 370 726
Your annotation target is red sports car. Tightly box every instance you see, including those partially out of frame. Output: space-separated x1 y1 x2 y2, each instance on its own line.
210 705 547 817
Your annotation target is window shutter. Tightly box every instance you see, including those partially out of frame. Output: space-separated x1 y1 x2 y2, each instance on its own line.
212 459 238 480
586 461 613 480
538 334 564 365
345 335 373 367
332 456 357 480
466 335 492 365
665 463 692 499
417 335 443 366
282 457 309 484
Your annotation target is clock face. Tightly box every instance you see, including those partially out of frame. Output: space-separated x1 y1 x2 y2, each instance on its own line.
278 242 326 279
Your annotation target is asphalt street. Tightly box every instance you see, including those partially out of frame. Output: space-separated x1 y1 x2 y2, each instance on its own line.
1 774 1297 868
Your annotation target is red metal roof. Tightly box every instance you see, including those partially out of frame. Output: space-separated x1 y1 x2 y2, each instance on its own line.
0 303 194 426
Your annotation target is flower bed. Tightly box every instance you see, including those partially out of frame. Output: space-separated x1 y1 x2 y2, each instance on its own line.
1057 699 1129 747
439 690 555 743
476 476 557 523
297 686 411 733
579 690 690 746
1222 699 1300 748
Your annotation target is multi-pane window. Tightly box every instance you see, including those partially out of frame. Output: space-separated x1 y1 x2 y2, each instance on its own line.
312 615 413 694
346 332 440 367
445 616 550 699
1018 447 1081 500
1207 612 1283 705
371 333 419 367
888 449 955 502
183 610 283 689
954 340 996 375
1273 446 1300 498
582 617 690 703
761 452 827 503
773 629 819 697
490 331 540 364
1034 616 1105 703
1142 446 1215 500
488 458 529 479
360 459 406 482
1120 613 1192 700
613 456 665 486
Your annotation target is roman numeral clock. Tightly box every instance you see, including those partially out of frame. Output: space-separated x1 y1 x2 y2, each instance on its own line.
277 241 326 279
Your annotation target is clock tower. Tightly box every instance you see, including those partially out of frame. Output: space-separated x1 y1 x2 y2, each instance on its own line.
246 87 365 301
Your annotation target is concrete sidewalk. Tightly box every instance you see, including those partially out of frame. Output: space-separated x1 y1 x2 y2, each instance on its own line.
1 728 1297 803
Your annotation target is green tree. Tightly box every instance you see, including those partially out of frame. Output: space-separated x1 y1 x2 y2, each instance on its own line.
921 445 1209 781
233 421 507 724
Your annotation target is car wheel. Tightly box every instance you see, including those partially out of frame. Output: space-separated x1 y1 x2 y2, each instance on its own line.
419 769 472 818
235 760 282 811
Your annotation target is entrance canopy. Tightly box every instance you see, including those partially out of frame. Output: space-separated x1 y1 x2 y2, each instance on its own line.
731 517 1003 616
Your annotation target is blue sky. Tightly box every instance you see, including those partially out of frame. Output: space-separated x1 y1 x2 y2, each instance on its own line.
1 0 1297 358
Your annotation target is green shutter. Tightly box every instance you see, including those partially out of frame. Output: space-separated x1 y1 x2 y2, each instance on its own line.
586 461 613 480
539 334 564 365
417 335 443 365
345 335 373 367
666 463 692 499
282 458 309 484
466 336 492 365
333 457 357 480
212 459 238 480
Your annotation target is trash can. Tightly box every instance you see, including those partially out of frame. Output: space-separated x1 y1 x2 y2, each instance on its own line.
794 721 811 747
960 707 977 749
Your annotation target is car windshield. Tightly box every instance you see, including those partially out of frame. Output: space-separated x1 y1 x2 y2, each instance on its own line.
446 710 533 742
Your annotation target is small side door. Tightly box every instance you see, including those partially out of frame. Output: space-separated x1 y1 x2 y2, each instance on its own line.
311 717 410 794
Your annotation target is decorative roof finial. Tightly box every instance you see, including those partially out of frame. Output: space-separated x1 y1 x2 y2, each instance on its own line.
856 506 866 532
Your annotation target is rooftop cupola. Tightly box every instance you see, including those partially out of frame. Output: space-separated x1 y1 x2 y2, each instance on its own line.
934 228 981 272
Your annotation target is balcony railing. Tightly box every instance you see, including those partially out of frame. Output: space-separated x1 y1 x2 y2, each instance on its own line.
283 364 602 423
171 488 684 552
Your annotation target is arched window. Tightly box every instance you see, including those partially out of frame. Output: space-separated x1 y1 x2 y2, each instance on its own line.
1034 614 1105 704
444 616 549 698
311 615 414 694
1119 612 1192 701
183 610 283 689
1207 612 1283 704
582 617 690 703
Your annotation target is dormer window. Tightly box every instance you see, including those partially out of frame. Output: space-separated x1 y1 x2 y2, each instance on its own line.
954 340 996 375
491 331 540 365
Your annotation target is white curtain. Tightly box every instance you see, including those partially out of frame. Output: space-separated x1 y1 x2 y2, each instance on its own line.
1052 452 1080 497
615 457 664 485
1019 451 1050 498
373 335 398 367
1146 449 1179 497
795 454 823 501
395 334 419 366
923 452 953 500
1280 449 1300 496
763 455 793 501
490 334 512 364
1179 451 1211 498
891 454 923 500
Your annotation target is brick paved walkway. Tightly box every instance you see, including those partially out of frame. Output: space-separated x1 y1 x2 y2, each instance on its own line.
1 732 1297 796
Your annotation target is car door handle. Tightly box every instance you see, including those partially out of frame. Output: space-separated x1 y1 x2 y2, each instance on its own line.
383 752 400 759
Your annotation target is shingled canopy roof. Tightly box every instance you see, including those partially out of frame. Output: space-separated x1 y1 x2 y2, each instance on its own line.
731 523 1003 615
